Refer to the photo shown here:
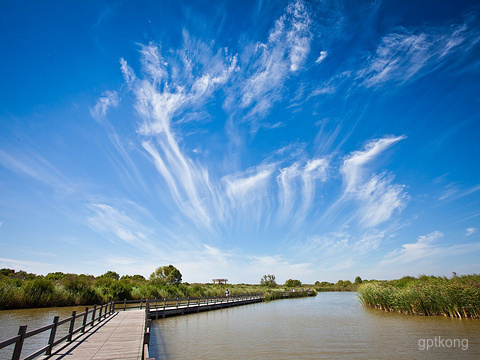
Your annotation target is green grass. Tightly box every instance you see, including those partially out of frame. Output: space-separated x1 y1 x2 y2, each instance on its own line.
358 274 480 318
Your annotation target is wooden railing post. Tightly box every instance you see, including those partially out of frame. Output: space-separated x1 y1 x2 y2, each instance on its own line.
140 299 143 310
104 303 108 319
12 325 27 360
91 305 97 327
142 319 151 359
68 311 76 341
98 304 103 322
176 297 179 309
187 297 190 308
82 307 89 333
123 298 127 311
46 316 59 355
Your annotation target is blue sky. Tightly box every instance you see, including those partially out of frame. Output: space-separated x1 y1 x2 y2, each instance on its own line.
1 0 479 283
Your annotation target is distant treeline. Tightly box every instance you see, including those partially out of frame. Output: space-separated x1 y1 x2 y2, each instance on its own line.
0 268 314 310
358 274 480 318
313 276 365 292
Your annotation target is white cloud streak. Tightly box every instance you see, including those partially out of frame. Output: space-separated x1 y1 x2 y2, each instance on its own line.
315 50 328 64
357 24 475 88
239 0 312 123
357 173 408 227
342 135 405 193
87 203 157 252
466 227 477 237
276 158 329 224
120 38 239 228
120 58 136 88
90 90 119 121
381 231 447 266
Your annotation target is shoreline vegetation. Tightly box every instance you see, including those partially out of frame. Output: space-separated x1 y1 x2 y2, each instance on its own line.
358 274 480 318
0 267 317 310
3 266 478 318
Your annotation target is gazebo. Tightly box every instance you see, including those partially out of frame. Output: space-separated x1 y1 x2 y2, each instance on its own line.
212 279 228 285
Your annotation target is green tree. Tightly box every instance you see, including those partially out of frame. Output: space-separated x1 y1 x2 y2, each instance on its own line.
260 274 277 288
99 271 120 281
355 276 363 284
285 279 302 287
0 268 15 277
150 265 182 285
46 272 67 281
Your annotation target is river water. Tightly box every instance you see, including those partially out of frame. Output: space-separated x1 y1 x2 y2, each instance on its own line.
0 293 478 359
0 305 89 359
149 292 480 360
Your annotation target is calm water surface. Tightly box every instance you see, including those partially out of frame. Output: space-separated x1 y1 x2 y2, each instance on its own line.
0 305 88 359
0 294 478 359
150 292 480 360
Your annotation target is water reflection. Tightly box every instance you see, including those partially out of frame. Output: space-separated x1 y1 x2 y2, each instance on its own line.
150 292 480 360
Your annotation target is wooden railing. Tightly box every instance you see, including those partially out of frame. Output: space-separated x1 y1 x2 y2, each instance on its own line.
113 293 263 360
0 294 264 360
113 293 264 313
0 301 115 360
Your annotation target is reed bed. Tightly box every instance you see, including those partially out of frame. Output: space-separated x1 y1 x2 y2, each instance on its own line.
358 274 480 318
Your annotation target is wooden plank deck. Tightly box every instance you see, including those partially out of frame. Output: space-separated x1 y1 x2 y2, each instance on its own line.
148 295 264 319
41 310 145 360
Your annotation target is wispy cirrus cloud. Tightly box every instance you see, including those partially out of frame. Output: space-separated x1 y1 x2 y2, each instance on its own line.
0 148 75 195
466 227 477 236
381 231 444 266
379 230 480 269
119 36 239 228
0 257 51 272
315 50 328 64
357 23 478 88
277 158 329 224
224 166 273 202
90 90 119 121
341 135 406 193
87 203 159 252
319 136 409 228
238 0 312 124
356 172 408 227
120 58 136 88
81 0 423 280
294 229 386 266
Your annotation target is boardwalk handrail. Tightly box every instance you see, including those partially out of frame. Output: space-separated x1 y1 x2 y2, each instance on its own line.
0 300 116 360
114 293 265 312
0 293 269 360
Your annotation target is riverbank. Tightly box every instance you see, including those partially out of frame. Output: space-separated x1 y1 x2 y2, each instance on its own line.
358 274 480 318
0 269 315 310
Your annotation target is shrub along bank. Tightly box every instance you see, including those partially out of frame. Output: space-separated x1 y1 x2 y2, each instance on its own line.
358 274 480 318
0 268 315 310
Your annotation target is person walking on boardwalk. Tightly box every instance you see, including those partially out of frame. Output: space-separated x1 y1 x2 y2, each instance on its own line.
225 289 229 298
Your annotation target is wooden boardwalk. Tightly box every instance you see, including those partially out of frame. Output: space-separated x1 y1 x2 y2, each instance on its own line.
147 294 263 319
40 310 146 360
0 294 266 360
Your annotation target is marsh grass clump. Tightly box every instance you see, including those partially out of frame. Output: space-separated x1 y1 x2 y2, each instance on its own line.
358 274 480 318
